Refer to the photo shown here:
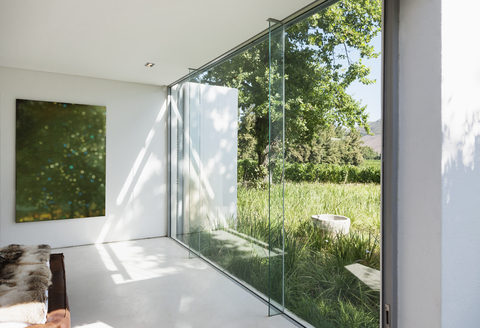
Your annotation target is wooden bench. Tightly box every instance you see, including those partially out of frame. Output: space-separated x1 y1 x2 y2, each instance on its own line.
30 253 70 328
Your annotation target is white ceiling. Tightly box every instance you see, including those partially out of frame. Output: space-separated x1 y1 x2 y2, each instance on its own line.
0 0 318 86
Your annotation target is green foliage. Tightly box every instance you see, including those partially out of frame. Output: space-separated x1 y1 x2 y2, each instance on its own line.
361 146 381 160
361 159 381 170
358 118 381 136
237 158 267 183
277 163 380 184
286 126 364 165
237 106 257 160
203 0 381 167
342 129 364 165
238 159 380 185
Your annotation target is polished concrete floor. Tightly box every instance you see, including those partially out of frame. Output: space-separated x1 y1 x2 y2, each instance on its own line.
54 237 298 328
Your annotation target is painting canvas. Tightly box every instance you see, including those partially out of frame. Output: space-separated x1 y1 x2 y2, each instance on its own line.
16 99 106 222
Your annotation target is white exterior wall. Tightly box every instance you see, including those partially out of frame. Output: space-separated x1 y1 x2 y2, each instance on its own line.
183 83 238 232
199 84 238 229
398 0 480 327
0 66 168 248
441 2 480 327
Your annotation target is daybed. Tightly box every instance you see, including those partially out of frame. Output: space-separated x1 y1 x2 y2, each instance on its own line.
0 245 70 328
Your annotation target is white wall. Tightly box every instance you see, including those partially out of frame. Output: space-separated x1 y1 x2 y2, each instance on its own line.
441 2 480 327
398 0 480 327
183 83 238 232
0 66 168 248
198 84 238 229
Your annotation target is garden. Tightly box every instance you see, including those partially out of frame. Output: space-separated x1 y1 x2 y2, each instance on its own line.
188 162 381 328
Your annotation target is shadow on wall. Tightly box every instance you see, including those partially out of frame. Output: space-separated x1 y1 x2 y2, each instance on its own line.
441 90 480 326
184 83 238 233
96 94 167 244
442 108 480 175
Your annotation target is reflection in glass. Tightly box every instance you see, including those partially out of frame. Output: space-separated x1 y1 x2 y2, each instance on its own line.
268 18 285 316
170 0 381 326
187 69 202 258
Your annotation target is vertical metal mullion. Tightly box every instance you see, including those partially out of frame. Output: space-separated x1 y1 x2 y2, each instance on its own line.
280 22 286 315
267 17 285 317
177 85 184 238
184 83 190 243
176 86 185 235
381 0 399 326
167 87 172 237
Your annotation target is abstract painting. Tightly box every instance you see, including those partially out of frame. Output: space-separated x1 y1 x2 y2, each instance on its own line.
16 99 106 222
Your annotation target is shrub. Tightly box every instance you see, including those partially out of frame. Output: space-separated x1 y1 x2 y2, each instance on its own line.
284 163 380 184
237 158 267 183
238 160 380 185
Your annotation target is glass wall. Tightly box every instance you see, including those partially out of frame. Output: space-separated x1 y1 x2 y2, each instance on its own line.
172 39 275 298
169 1 381 327
268 18 285 316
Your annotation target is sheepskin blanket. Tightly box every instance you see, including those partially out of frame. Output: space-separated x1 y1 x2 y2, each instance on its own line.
0 244 51 325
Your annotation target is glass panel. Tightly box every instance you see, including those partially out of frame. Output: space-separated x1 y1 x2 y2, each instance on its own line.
188 69 202 258
170 82 185 243
268 18 285 316
168 1 381 326
180 42 274 301
280 2 381 327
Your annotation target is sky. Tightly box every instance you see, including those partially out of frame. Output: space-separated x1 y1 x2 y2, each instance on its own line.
346 33 382 122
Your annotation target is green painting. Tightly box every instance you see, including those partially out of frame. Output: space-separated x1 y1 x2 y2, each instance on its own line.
16 99 106 223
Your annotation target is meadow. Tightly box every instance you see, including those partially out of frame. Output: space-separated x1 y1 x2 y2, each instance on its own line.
190 181 381 328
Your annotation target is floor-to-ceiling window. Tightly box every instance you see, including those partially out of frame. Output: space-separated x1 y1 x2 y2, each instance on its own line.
169 1 382 326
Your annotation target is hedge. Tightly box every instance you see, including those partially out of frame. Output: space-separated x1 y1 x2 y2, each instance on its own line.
238 159 380 184
283 162 380 184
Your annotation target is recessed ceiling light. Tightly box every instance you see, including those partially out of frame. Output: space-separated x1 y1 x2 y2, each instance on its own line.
145 62 155 67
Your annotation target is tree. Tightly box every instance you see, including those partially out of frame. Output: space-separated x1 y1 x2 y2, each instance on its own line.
341 128 364 165
202 0 381 168
237 106 257 160
285 126 365 165
362 145 381 160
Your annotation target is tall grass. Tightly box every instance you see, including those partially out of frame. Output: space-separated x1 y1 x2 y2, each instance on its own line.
186 182 381 328
238 182 380 234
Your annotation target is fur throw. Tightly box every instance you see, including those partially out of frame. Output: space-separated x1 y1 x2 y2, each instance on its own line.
0 244 51 324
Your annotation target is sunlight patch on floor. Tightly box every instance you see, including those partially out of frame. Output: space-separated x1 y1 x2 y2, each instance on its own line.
95 242 183 285
75 322 114 328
